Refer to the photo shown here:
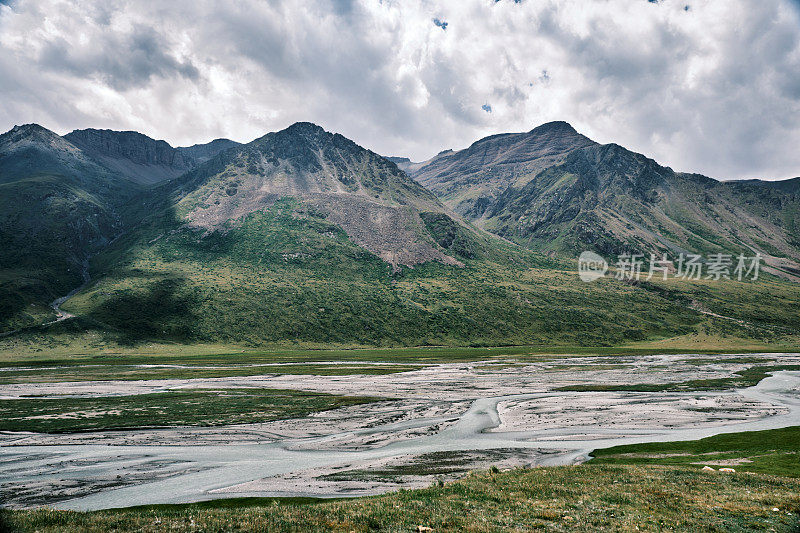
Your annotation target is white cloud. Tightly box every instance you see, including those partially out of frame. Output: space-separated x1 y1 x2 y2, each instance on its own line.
1 0 799 179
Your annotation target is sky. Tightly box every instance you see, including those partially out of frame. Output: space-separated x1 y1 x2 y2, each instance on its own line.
1 0 799 180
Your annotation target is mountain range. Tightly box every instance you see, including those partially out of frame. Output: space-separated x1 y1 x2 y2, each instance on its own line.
405 121 800 276
0 120 797 347
0 124 237 331
63 128 240 185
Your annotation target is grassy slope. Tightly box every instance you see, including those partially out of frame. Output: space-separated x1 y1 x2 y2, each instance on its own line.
53 196 722 348
591 425 800 478
3 464 799 532
1 190 798 352
0 175 118 330
3 148 799 351
0 153 148 333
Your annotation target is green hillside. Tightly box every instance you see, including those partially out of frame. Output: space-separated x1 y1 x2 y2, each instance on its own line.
0 126 146 331
61 194 718 346
0 125 241 333
1 122 799 349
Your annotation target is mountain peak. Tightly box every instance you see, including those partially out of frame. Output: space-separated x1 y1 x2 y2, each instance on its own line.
179 124 465 268
248 122 332 149
10 123 51 133
411 121 598 219
282 121 327 136
2 123 60 143
529 120 579 136
0 123 113 186
0 123 79 154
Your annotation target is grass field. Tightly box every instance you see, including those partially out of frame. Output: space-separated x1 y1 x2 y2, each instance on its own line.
0 388 382 433
0 344 547 365
591 425 800 478
1 340 798 366
2 464 798 532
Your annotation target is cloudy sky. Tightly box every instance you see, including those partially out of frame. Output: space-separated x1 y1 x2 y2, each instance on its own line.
1 0 799 180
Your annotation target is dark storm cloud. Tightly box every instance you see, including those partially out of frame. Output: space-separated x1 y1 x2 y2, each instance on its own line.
37 25 199 90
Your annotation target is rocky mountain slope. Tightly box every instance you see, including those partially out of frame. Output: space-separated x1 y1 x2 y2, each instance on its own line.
64 129 239 185
411 121 596 219
406 123 800 277
173 122 475 268
0 124 116 185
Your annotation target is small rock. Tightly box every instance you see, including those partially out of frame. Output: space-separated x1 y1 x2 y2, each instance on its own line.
701 466 716 472
772 507 780 512
415 527 433 532
718 467 736 473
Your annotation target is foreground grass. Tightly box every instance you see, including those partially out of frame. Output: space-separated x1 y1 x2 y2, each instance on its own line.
591 425 800 478
0 389 382 433
2 465 798 532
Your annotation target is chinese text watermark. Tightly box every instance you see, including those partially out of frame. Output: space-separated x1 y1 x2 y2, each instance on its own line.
578 252 761 282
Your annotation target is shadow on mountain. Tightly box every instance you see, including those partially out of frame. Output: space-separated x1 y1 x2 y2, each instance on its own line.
86 277 199 344
74 180 206 345
0 286 29 329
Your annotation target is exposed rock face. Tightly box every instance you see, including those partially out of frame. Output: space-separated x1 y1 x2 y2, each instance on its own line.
179 122 467 268
64 129 194 185
411 121 597 218
310 194 461 267
66 129 191 167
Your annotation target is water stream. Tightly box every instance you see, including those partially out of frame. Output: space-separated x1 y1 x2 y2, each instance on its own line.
2 371 798 511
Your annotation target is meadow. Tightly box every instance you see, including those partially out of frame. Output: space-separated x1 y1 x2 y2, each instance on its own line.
591 425 800 478
3 463 798 532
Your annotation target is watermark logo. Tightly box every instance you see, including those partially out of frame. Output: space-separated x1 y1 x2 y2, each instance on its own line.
578 251 608 282
577 251 762 282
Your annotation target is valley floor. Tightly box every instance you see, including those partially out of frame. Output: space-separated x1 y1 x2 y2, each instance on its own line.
1 351 799 518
